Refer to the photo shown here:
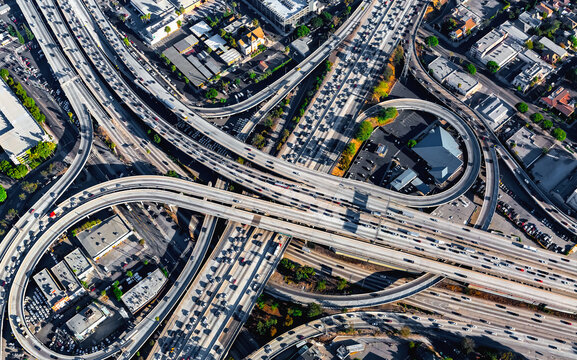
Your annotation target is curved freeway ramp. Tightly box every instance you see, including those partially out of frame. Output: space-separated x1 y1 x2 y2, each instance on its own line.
265 273 443 308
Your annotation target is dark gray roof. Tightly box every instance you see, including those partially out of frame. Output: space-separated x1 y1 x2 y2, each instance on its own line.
204 56 224 75
163 47 205 87
187 55 213 80
413 126 462 184
173 34 199 53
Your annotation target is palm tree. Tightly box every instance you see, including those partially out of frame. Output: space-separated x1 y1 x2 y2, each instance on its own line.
164 26 171 36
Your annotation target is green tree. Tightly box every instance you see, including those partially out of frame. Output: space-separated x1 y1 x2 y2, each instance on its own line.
206 88 218 100
307 302 323 318
530 112 543 123
336 277 348 291
165 170 179 178
321 11 333 22
312 17 323 28
316 279 326 291
465 63 476 75
425 35 439 47
100 289 107 296
164 26 171 36
0 185 6 203
542 119 553 129
407 139 417 148
487 60 500 73
355 121 373 141
296 25 311 38
461 337 476 354
516 102 529 113
127 271 133 277
552 128 566 141
525 39 533 49
0 68 8 80
153 133 161 144
399 326 411 337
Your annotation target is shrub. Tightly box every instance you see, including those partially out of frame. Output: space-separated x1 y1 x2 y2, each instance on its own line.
355 121 373 141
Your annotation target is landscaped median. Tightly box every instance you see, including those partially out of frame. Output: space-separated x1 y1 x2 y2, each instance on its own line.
332 107 398 177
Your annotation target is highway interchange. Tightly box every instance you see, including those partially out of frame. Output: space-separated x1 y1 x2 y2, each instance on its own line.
1 0 577 359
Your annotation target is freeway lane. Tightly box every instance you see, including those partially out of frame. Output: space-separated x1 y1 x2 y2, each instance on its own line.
246 311 574 360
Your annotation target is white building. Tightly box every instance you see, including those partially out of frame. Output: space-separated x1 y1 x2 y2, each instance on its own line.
121 268 167 313
475 94 513 130
0 80 48 165
428 57 482 97
513 63 550 92
246 0 319 32
480 38 523 68
470 28 507 59
66 304 107 341
131 0 182 45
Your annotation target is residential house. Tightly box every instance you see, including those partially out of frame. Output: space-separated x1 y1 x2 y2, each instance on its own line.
536 2 554 18
541 87 575 117
238 26 266 56
539 37 568 64
450 17 477 41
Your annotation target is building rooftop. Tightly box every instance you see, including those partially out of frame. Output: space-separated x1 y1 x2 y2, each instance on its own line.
76 215 132 260
480 38 522 67
499 20 530 44
121 268 168 313
64 248 93 279
66 304 106 340
51 261 82 294
542 87 575 117
411 177 431 195
428 56 457 80
205 34 227 51
219 47 242 64
131 0 174 17
190 21 211 38
445 70 480 95
475 94 513 130
291 36 312 59
163 47 206 86
0 78 48 164
507 127 549 167
33 269 67 309
471 28 507 57
260 0 309 21
203 56 224 75
391 169 417 191
173 34 199 53
538 37 568 58
413 126 463 184
187 55 213 79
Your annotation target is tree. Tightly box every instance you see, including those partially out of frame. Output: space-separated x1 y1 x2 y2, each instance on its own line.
0 185 6 203
336 277 348 291
307 302 322 318
407 139 417 148
530 112 543 123
312 17 323 28
252 19 259 27
100 289 106 296
516 102 529 113
316 280 326 291
355 121 373 141
164 26 171 36
486 60 500 73
321 11 333 23
535 41 544 50
0 68 8 80
127 271 134 277
399 326 411 337
177 20 182 28
552 128 566 141
165 170 179 178
465 63 476 75
296 25 311 38
542 119 553 129
461 337 476 354
425 35 439 47
525 39 533 49
153 133 161 144
206 88 218 100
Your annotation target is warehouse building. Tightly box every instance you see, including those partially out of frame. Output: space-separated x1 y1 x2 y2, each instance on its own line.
33 269 69 311
475 94 513 130
121 268 167 313
173 34 199 54
413 126 463 184
0 79 49 165
64 248 94 280
131 0 181 45
163 47 206 87
51 261 84 300
66 304 107 341
470 28 507 59
428 57 481 97
76 215 132 261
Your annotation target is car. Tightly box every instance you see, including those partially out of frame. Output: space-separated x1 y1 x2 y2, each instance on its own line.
29 209 35 214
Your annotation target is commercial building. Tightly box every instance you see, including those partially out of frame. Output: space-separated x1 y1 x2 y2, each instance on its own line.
513 63 550 92
391 169 417 191
205 34 227 52
121 268 168 313
336 342 365 360
131 0 181 45
499 20 530 44
171 0 202 13
479 38 523 68
163 47 206 87
516 11 542 32
565 188 577 211
428 57 481 97
0 4 10 15
538 37 568 64
219 47 242 65
541 87 575 117
0 79 49 165
66 304 107 341
475 94 513 130
187 55 213 79
413 126 463 184
507 127 550 167
190 21 212 39
173 34 199 54
33 269 69 311
223 15 250 35
64 248 94 280
470 29 507 59
246 0 319 32
76 215 132 261
238 26 266 55
290 36 312 61
51 261 83 299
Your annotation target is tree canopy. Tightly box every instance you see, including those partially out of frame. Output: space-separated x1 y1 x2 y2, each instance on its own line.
552 128 566 141
530 112 543 123
296 25 310 38
355 120 373 141
465 63 476 75
0 185 6 203
516 102 529 113
486 60 500 73
425 35 439 47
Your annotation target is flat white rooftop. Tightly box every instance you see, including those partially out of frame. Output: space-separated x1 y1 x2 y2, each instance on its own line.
260 0 308 20
131 0 174 17
121 268 167 313
0 79 47 164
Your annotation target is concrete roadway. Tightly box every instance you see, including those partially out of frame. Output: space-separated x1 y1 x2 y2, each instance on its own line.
246 311 575 360
7 178 577 358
